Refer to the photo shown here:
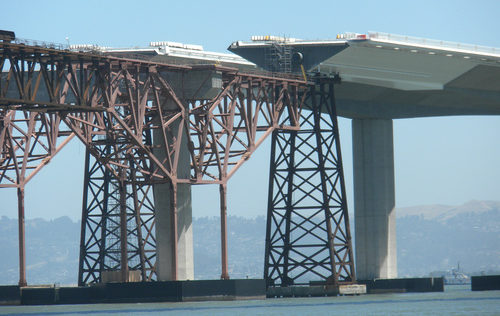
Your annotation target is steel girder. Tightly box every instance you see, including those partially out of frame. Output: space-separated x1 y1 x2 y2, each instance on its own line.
265 78 356 287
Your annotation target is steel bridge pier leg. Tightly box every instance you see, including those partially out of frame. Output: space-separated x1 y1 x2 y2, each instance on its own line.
17 186 27 287
264 80 355 287
219 183 230 280
119 170 129 282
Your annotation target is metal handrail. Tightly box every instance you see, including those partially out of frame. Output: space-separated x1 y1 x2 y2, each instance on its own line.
14 37 68 50
368 31 500 56
5 38 304 81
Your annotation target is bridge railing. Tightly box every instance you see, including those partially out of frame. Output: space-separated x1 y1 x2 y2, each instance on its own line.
369 31 500 57
13 37 68 50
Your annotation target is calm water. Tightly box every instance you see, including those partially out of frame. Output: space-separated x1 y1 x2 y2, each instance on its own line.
0 286 499 315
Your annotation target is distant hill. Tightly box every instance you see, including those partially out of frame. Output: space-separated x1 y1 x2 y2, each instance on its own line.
193 216 265 280
0 200 499 285
396 200 500 277
396 200 500 223
0 216 80 285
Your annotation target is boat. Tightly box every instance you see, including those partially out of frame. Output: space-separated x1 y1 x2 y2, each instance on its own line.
443 263 470 285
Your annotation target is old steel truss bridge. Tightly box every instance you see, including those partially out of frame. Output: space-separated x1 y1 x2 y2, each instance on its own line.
0 38 355 289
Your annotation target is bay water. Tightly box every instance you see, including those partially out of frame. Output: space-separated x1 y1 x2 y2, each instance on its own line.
0 285 498 315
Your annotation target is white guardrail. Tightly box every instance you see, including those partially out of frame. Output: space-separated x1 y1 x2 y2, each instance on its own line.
368 31 500 57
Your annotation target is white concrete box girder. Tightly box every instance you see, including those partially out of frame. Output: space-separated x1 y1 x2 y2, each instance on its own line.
320 42 476 91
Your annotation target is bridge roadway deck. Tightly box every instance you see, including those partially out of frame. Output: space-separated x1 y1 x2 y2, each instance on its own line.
106 35 500 118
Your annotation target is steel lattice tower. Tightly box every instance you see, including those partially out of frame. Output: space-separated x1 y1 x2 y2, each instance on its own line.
78 149 157 285
264 77 356 287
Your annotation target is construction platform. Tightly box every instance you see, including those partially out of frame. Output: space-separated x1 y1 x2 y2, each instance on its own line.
267 284 367 298
1 279 266 305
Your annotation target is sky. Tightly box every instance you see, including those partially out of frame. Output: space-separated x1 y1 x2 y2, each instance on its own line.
1 0 500 221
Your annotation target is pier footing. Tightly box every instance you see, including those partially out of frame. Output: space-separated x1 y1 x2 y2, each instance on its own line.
7 279 265 305
0 286 21 305
267 284 367 298
359 277 444 293
471 275 500 291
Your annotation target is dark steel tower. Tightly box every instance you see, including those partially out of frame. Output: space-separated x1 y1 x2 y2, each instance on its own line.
265 77 355 287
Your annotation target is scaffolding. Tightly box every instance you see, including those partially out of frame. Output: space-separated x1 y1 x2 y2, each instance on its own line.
265 41 293 73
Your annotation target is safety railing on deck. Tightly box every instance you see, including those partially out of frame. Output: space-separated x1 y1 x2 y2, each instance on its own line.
368 31 500 57
5 37 304 81
13 37 68 50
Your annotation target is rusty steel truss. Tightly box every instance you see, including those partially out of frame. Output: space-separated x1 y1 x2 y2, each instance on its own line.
0 41 309 285
77 66 305 284
265 78 356 287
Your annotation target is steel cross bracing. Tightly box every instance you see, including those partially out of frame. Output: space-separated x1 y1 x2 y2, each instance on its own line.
265 78 356 287
78 149 157 285
0 41 307 285
0 109 73 286
0 111 73 188
188 75 302 184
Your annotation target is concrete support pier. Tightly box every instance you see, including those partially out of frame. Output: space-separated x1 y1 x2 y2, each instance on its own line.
153 180 194 281
352 119 397 280
151 70 222 281
153 99 194 281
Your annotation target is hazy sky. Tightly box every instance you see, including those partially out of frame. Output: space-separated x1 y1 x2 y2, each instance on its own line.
1 0 499 220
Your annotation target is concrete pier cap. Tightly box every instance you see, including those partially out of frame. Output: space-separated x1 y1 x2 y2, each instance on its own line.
181 69 223 100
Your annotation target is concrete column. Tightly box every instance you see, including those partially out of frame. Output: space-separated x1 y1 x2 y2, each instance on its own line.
153 99 194 281
152 70 222 281
352 118 397 280
153 181 193 280
17 187 27 287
